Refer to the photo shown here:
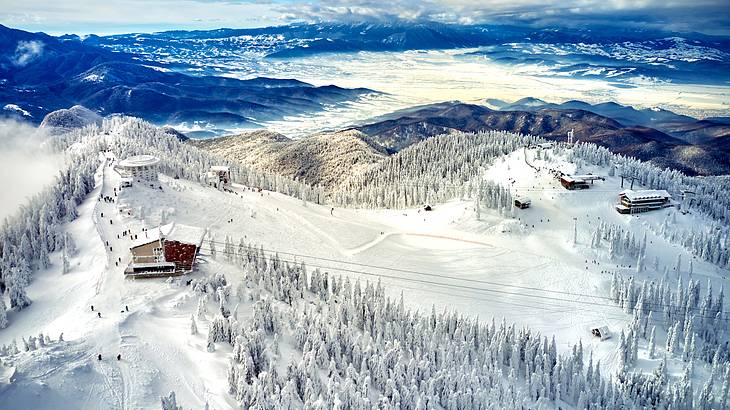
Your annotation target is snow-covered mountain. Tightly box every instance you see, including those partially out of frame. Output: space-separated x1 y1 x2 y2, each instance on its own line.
190 129 386 189
39 105 102 131
80 23 730 87
348 102 730 176
0 117 728 409
1 18 729 409
0 25 372 131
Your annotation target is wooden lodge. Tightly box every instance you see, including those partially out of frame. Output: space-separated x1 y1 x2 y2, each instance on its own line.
560 174 604 190
126 223 206 277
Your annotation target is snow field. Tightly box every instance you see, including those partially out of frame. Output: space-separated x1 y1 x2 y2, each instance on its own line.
0 141 727 408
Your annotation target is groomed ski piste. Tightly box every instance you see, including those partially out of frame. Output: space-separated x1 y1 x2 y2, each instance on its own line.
0 119 728 409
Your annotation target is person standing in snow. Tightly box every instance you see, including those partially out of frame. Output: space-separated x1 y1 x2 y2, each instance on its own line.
117 354 121 361
98 354 102 361
97 312 101 318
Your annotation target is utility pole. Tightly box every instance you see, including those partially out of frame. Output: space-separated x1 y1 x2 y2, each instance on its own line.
619 175 637 189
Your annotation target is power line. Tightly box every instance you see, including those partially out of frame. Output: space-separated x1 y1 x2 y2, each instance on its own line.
202 238 728 317
197 244 730 323
199 245 725 325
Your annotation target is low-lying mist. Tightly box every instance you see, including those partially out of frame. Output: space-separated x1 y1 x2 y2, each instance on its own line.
0 120 65 220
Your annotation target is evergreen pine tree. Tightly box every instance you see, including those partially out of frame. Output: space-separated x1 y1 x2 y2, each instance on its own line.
190 314 198 335
62 243 70 274
0 298 8 329
161 391 183 410
648 326 656 359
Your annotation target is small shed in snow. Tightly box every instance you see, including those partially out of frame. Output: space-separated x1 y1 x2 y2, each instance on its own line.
591 326 611 341
514 197 531 209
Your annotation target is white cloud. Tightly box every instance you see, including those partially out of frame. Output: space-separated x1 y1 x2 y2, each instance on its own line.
273 0 730 34
0 0 728 35
12 40 44 67
0 120 64 220
0 0 283 35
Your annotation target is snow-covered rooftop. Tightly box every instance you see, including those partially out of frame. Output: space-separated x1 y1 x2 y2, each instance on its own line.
619 189 671 201
119 155 160 168
164 223 206 247
561 174 602 182
130 226 166 248
571 174 603 180
130 222 206 249
210 165 230 172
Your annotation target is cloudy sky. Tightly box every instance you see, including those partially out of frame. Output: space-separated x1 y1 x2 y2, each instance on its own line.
1 0 729 35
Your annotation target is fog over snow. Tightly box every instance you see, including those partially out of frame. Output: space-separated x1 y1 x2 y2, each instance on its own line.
0 121 64 220
234 49 730 137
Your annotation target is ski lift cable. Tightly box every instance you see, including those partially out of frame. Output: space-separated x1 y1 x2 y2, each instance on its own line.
202 239 728 316
197 245 730 322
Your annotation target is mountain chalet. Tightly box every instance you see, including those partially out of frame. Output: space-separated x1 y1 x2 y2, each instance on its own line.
560 174 605 190
207 166 232 189
126 223 206 277
615 189 673 214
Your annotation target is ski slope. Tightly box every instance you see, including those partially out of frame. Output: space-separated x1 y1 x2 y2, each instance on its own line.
0 142 727 409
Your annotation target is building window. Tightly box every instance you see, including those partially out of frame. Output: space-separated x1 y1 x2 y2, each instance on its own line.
153 247 164 262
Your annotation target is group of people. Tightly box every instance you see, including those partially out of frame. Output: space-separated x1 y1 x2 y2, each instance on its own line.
117 229 140 241
91 305 129 362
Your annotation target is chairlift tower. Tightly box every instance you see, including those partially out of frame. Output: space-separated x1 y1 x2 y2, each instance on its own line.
680 190 695 211
619 175 637 190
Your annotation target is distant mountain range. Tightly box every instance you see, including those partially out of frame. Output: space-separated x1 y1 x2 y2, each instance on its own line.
80 22 730 86
0 24 371 128
193 99 730 182
351 101 730 176
487 97 730 146
3 21 729 176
